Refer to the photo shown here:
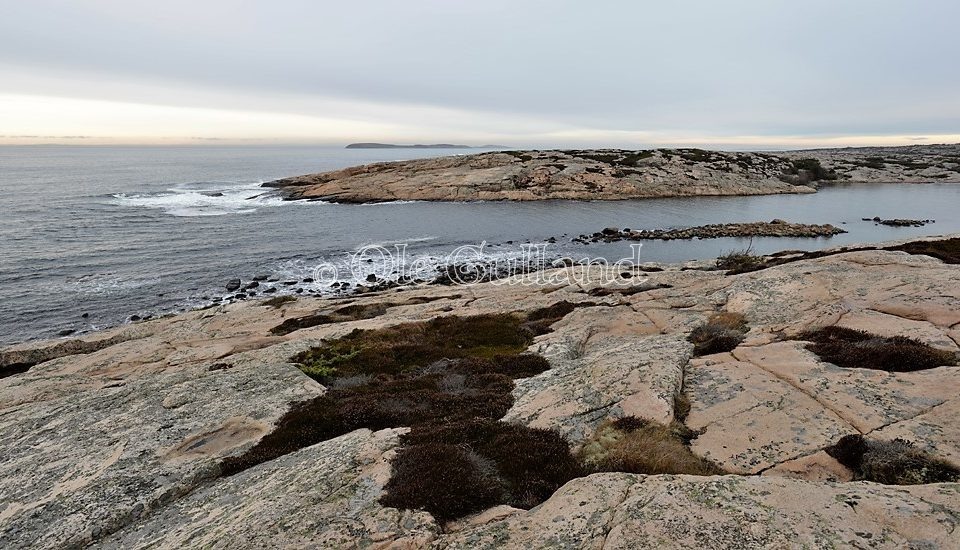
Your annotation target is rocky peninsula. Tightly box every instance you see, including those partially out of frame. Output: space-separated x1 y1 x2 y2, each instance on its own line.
264 144 960 203
2 235 959 548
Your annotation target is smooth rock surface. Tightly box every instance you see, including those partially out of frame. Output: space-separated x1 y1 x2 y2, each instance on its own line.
1 236 958 547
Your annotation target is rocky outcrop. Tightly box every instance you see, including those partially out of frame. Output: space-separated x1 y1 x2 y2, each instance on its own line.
264 149 816 202
573 220 846 243
264 144 960 203
2 236 959 547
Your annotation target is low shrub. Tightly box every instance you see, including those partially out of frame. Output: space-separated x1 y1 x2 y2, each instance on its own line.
789 158 839 182
503 151 533 162
888 237 960 265
587 283 672 297
579 417 722 476
799 326 956 372
391 419 583 516
688 312 748 357
716 250 766 274
270 302 392 335
380 443 505 523
291 314 535 377
826 434 960 484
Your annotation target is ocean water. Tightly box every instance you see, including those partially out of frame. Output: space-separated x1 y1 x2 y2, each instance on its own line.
2 145 959 345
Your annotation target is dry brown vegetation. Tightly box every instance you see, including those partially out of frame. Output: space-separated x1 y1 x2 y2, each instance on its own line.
826 435 960 485
221 307 589 523
888 237 960 264
578 417 723 476
716 250 767 274
381 420 583 523
688 312 749 357
799 326 957 372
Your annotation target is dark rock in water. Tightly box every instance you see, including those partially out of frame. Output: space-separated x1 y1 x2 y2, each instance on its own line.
225 279 242 292
577 221 846 243
58 329 75 337
302 277 314 283
282 281 298 286
262 287 277 294
295 288 304 294
234 294 247 300
865 217 935 227
366 273 379 283
201 191 225 197
81 313 89 318
129 315 141 322
253 274 269 281
244 281 259 290
267 277 280 282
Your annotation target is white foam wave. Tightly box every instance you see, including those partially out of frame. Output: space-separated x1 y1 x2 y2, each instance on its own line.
111 181 289 216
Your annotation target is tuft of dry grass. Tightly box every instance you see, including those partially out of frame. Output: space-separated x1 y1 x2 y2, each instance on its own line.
579 417 723 476
688 312 748 357
716 250 767 274
799 326 957 372
826 434 960 485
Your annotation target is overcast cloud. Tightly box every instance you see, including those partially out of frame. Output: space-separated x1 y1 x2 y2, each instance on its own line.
1 0 958 147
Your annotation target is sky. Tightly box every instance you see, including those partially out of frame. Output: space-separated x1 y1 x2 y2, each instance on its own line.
1 0 958 149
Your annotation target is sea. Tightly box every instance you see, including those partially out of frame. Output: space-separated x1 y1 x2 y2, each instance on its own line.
2 144 959 345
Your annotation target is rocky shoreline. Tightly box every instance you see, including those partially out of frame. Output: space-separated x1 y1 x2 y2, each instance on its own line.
263 144 960 204
1 235 959 548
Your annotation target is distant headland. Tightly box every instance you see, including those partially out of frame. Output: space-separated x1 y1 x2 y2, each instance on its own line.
345 142 508 149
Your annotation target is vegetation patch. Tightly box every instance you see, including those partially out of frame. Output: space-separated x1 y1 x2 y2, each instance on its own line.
291 313 538 378
587 282 672 297
826 435 960 484
888 237 960 264
578 417 723 476
223 307 584 523
268 296 458 336
676 148 717 163
688 312 749 356
269 303 389 335
382 419 583 522
503 151 533 162
716 249 766 274
797 326 957 372
785 158 839 183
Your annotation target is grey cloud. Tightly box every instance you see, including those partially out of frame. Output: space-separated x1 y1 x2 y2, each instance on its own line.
1 0 958 140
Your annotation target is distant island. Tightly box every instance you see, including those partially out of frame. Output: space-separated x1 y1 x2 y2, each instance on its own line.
345 142 507 149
